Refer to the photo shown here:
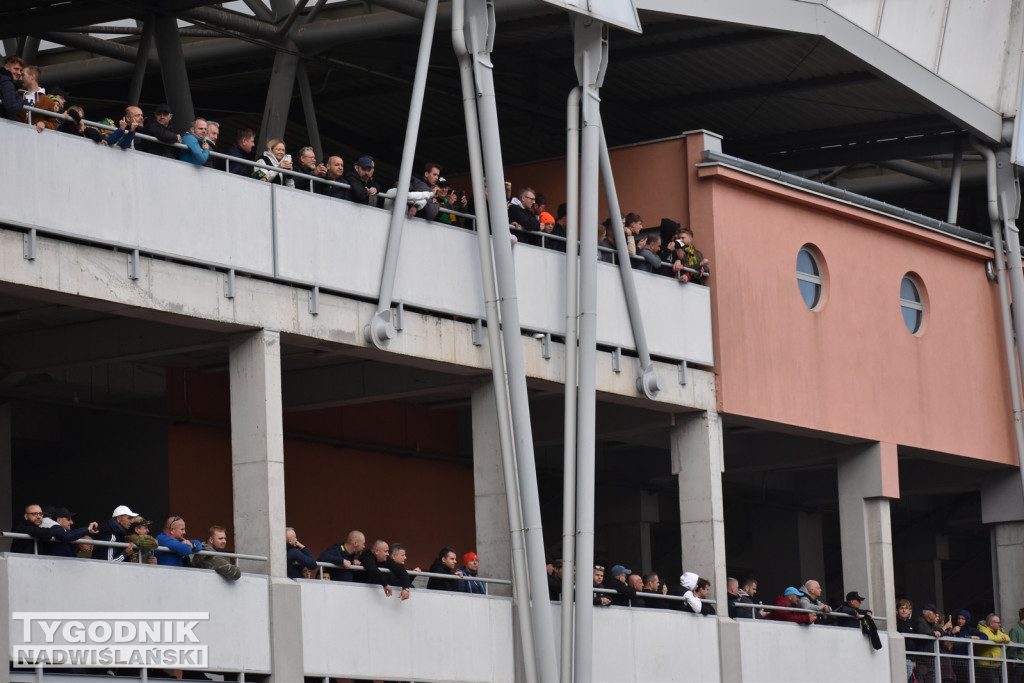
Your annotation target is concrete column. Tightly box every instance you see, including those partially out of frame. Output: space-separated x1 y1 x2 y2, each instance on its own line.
229 330 300 683
982 473 1024 617
992 523 1024 618
471 383 512 597
230 329 287 577
837 442 898 626
671 410 728 611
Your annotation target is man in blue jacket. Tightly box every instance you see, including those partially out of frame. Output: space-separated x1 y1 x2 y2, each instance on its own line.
177 118 210 165
155 515 202 566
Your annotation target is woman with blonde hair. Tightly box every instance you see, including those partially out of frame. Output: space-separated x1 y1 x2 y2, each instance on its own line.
254 137 294 187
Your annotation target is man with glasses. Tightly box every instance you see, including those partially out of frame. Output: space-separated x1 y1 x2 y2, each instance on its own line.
9 504 54 553
508 187 541 244
293 146 327 192
155 515 202 567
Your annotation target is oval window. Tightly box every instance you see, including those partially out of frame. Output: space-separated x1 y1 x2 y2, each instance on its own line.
796 247 823 309
900 275 924 334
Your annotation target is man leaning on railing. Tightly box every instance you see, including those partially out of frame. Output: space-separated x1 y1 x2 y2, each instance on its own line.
190 525 242 581
976 613 1012 683
9 503 53 553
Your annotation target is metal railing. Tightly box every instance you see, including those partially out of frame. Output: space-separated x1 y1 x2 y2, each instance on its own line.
0 530 267 562
903 631 1024 683
22 103 701 276
313 560 511 588
731 600 887 623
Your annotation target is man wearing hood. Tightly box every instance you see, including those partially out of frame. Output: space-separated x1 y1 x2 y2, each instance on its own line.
944 609 981 683
679 572 714 615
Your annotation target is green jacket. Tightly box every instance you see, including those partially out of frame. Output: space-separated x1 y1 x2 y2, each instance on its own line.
190 542 242 581
1008 621 1024 661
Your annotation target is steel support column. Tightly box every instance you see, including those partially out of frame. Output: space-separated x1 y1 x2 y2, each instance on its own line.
296 63 323 161
572 17 607 683
153 13 195 130
465 1 558 680
128 17 156 106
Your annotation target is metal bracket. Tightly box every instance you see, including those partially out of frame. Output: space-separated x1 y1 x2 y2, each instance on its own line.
611 347 622 373
128 249 140 280
308 286 319 315
678 361 689 386
472 319 483 346
541 333 552 360
224 269 236 299
394 302 405 331
365 309 396 349
22 228 36 261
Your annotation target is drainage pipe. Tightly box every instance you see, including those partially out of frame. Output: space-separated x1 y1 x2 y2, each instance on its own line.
947 141 963 224
559 85 581 683
452 2 537 680
598 122 661 399
364 0 439 349
464 1 558 678
971 137 1024 497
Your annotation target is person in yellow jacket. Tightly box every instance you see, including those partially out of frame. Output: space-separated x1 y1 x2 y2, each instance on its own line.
975 613 1011 682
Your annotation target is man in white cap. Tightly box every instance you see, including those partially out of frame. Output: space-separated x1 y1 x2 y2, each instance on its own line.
92 504 139 561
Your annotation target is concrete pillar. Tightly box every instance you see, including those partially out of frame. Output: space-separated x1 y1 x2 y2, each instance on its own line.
230 329 287 577
837 442 898 626
982 473 1024 617
229 330 300 683
471 383 512 597
671 410 728 611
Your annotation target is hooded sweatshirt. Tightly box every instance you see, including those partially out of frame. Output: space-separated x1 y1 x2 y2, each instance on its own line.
679 571 701 613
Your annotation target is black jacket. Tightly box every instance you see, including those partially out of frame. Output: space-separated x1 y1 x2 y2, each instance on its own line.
603 577 637 607
286 544 317 579
91 518 130 562
342 169 379 205
224 144 251 177
0 68 24 120
317 543 358 581
508 201 540 244
425 558 460 592
10 520 53 554
44 524 93 557
316 174 351 200
356 549 412 590
136 117 178 158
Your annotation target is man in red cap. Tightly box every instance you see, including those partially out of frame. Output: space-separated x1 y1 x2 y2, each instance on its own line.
457 551 486 595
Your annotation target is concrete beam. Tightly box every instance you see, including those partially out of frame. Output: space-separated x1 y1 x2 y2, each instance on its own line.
0 228 716 414
471 383 512 597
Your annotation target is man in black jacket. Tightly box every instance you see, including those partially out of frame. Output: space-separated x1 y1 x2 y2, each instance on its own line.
343 156 381 205
317 529 365 581
508 187 541 244
10 503 53 553
604 564 637 607
0 56 25 120
356 539 411 599
426 546 462 591
136 103 180 158
92 504 138 562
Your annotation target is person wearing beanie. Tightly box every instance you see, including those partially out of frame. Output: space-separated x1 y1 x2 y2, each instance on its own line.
457 551 486 594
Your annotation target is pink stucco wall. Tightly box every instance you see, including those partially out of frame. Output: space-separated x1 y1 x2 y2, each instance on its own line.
495 132 1017 466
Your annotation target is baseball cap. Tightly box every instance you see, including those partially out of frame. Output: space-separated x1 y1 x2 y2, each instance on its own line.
53 507 76 519
112 505 138 518
783 587 804 597
846 591 866 602
356 156 374 168
610 564 631 577
154 103 172 114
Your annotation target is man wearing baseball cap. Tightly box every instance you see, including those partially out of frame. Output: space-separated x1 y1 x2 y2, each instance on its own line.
457 551 486 594
770 586 818 624
606 564 637 607
45 508 99 557
137 103 181 159
92 504 139 561
836 591 870 626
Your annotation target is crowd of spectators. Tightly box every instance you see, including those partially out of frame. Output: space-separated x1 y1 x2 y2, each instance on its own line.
9 502 240 582
2 55 711 287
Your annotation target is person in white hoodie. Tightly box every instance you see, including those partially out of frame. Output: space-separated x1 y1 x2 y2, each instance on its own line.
680 571 713 615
